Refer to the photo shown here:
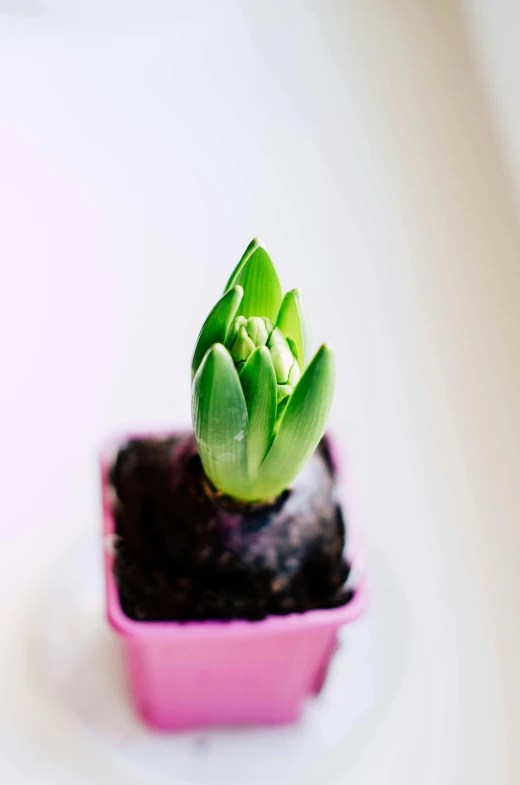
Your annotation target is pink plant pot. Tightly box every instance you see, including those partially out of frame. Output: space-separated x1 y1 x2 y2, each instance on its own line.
101 432 368 731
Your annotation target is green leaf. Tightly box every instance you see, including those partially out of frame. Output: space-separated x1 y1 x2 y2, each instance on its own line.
254 345 335 498
231 245 283 322
191 286 243 378
276 288 311 368
224 238 260 292
239 347 277 472
192 344 250 498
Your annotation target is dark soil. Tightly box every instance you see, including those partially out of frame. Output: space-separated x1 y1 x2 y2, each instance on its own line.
109 433 353 622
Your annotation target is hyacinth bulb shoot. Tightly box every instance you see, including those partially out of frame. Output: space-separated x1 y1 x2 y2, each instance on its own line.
191 239 335 502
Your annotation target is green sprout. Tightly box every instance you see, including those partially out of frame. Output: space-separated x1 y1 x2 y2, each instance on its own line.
191 239 335 502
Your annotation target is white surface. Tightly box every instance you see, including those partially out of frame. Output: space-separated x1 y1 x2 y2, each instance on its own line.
42 538 407 785
1 2 519 783
462 0 520 208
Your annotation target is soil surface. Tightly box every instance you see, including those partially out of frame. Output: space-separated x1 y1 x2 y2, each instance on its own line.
110 433 353 622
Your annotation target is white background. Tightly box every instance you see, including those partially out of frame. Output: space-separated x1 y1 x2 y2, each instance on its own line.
0 1 519 783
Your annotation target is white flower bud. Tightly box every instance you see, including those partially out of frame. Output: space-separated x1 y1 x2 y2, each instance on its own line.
288 360 301 387
226 315 247 349
231 325 255 363
268 327 294 383
246 317 269 347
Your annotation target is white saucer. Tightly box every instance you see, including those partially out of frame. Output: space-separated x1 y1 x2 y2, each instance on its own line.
41 537 409 784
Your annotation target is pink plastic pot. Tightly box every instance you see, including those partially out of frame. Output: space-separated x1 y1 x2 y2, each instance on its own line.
102 432 368 730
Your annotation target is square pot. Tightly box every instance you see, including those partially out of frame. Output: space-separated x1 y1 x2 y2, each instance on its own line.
101 432 368 730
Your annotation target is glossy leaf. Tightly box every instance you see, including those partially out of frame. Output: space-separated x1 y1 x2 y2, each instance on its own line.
191 344 249 498
276 288 311 368
230 245 283 322
239 347 277 472
191 286 243 378
254 345 335 498
224 238 260 292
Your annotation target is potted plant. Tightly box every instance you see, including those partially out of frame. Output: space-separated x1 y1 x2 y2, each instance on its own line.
102 239 367 730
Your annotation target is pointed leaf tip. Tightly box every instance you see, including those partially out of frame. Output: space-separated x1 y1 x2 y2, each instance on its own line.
191 286 243 379
276 288 311 368
240 345 277 472
224 238 260 292
232 246 283 322
192 342 250 499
